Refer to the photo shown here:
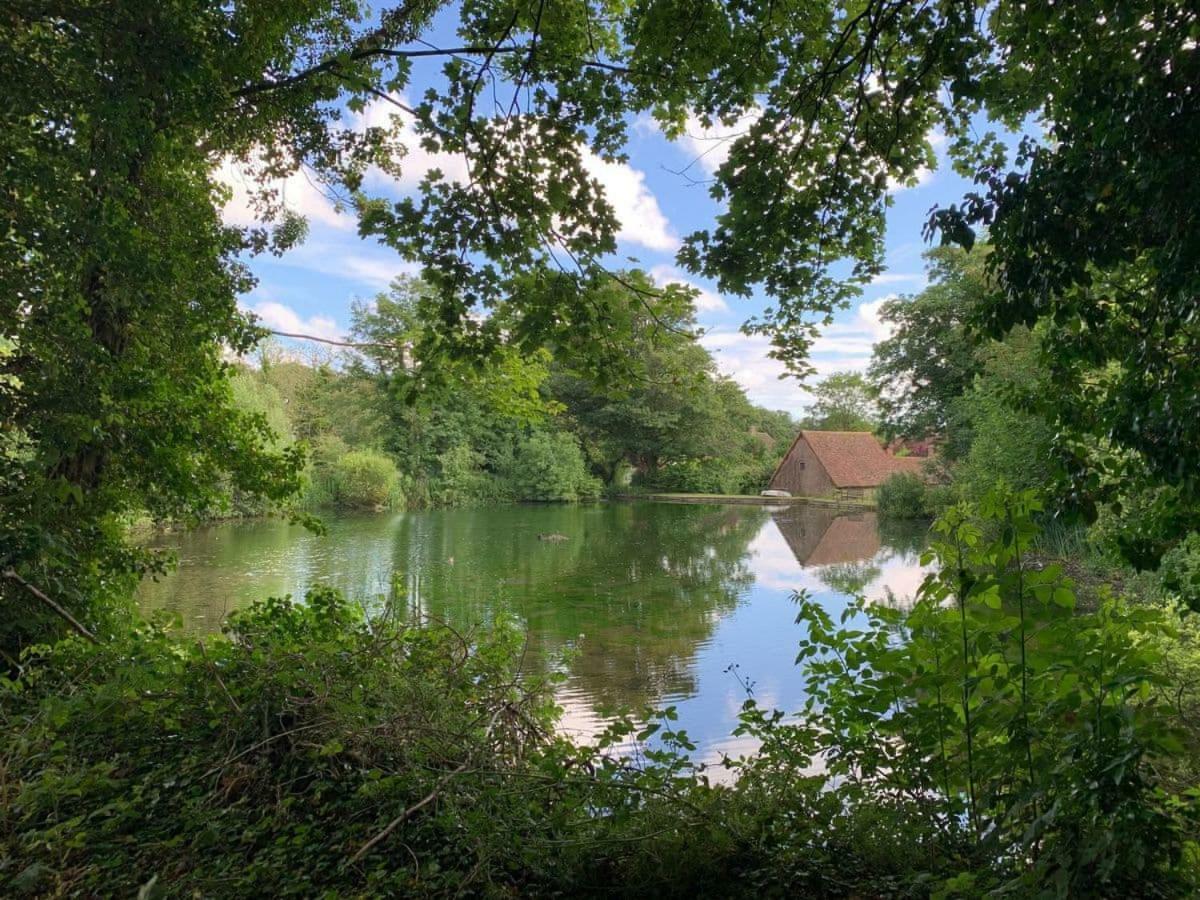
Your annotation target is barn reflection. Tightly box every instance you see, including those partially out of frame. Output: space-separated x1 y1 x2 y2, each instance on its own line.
768 503 929 603
768 504 882 567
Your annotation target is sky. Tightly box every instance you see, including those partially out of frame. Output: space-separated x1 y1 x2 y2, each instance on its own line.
224 20 982 418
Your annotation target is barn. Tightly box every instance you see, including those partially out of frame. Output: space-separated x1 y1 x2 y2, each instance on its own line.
767 430 926 500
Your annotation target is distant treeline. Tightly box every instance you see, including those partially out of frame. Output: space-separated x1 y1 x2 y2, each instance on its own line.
224 275 798 515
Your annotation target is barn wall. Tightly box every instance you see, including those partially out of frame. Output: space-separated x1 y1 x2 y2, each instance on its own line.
769 437 836 497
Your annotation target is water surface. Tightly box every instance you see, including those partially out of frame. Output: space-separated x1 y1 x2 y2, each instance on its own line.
138 501 927 763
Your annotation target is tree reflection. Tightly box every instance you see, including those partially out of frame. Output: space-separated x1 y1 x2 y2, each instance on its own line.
391 503 769 710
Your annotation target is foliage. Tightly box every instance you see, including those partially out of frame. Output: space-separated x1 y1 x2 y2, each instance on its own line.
315 449 402 510
800 371 877 432
548 276 784 483
1159 535 1200 615
922 4 1200 561
502 431 602 502
0 590 571 897
744 489 1200 896
431 443 499 507
949 328 1058 504
869 246 993 441
341 275 793 501
644 458 739 495
875 472 931 520
349 277 564 505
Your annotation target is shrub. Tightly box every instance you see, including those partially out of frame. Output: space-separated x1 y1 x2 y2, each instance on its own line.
431 442 499 506
1160 532 1200 613
771 489 1198 896
503 430 601 501
318 449 401 509
0 591 572 897
875 471 930 519
644 458 738 494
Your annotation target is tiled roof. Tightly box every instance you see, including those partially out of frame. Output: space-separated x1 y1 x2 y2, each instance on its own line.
799 430 926 488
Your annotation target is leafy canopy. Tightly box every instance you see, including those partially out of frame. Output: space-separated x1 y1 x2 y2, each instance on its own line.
801 371 877 433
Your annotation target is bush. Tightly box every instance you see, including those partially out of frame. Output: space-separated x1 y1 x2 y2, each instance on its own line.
431 442 499 506
315 448 401 509
643 457 747 494
0 592 571 897
503 431 601 502
875 471 930 519
1160 532 1200 613
775 490 1198 896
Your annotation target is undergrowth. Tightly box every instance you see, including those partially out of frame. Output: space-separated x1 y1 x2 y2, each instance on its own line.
2 490 1198 897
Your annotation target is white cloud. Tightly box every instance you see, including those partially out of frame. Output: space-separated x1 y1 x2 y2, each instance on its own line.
649 264 727 312
276 241 419 290
243 299 343 343
887 165 934 193
869 272 924 287
819 296 896 345
580 148 677 252
701 296 901 413
746 524 823 591
700 330 808 413
216 155 351 230
853 296 896 341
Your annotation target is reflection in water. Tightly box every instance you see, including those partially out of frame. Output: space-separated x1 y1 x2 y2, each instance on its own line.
137 501 927 763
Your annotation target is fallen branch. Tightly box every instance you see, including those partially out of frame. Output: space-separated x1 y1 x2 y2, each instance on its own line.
198 640 242 714
350 760 471 863
351 706 506 863
3 568 98 644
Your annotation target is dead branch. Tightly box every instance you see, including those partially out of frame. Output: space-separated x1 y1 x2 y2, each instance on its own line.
3 568 98 644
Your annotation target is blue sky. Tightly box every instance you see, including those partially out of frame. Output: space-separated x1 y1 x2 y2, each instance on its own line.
222 34 981 417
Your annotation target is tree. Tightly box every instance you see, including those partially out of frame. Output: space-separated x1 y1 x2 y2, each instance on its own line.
802 372 877 432
502 431 602 502
8 0 1199 650
543 272 793 490
869 246 993 441
948 328 1058 505
348 276 557 503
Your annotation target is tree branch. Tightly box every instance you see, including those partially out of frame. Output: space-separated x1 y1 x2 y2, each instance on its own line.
234 46 525 99
3 568 99 644
267 329 405 351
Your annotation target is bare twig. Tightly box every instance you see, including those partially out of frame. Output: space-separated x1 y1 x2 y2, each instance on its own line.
3 568 98 644
201 721 328 780
352 706 505 863
350 759 471 863
266 329 404 351
198 640 242 714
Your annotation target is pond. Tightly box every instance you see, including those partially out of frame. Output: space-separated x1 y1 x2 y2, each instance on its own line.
137 501 928 766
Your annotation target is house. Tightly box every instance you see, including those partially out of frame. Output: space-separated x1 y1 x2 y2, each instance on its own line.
767 430 926 500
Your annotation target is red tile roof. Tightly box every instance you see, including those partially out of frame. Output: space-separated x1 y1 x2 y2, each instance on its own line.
778 430 928 489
